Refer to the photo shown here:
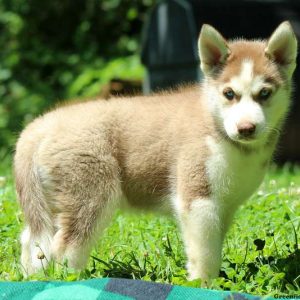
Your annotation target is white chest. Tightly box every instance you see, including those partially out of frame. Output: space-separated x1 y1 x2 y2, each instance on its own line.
205 137 269 207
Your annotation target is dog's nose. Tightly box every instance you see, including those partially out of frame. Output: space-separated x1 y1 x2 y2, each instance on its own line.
237 122 256 138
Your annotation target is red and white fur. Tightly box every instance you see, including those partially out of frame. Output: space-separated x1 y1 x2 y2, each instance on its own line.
14 22 297 283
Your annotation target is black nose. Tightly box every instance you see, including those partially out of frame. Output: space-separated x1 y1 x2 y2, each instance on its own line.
237 122 256 138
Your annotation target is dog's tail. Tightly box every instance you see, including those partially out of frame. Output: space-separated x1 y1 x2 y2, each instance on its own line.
14 132 54 275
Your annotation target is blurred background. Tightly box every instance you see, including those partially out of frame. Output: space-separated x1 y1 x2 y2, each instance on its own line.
0 0 299 162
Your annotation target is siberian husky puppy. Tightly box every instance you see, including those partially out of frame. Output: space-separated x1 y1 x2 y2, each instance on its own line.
14 22 297 282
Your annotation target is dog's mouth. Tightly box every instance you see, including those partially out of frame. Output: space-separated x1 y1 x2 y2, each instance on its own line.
223 121 266 145
236 134 257 143
229 136 257 145
226 129 264 144
218 119 266 146
228 129 268 146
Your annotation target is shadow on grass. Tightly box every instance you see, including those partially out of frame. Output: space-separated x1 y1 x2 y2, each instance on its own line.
220 238 300 293
272 248 300 289
90 235 185 282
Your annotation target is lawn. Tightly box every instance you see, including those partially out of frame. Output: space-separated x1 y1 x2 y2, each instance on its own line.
0 157 299 298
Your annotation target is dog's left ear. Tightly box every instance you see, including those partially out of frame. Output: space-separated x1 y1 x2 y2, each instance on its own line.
265 21 298 78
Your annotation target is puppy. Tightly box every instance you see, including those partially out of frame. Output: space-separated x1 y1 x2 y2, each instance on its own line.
14 22 297 282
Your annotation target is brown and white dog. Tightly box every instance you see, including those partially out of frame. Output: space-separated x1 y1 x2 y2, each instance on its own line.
14 22 297 282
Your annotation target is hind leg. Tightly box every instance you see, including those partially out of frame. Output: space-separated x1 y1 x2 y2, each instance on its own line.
51 194 120 270
20 226 53 275
47 153 122 270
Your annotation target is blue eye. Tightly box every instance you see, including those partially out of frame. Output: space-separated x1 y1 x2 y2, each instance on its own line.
259 88 271 100
223 88 235 100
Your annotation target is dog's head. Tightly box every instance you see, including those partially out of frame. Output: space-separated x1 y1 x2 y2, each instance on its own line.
199 22 297 146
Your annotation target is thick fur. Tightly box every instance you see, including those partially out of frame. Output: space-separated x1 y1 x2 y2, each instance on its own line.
14 22 297 281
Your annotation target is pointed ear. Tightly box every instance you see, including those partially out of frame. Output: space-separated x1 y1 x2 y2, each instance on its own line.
265 21 298 78
198 24 231 76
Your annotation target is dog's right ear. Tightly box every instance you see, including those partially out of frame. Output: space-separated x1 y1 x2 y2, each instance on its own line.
198 24 231 76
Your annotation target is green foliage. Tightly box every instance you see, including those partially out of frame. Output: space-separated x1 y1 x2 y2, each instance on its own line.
0 160 299 297
0 0 152 152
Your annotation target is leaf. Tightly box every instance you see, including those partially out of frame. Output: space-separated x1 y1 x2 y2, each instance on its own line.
254 239 266 251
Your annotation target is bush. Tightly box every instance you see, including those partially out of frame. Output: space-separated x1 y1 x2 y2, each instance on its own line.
0 0 153 153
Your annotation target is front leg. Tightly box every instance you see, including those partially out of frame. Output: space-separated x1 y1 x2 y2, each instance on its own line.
176 197 223 283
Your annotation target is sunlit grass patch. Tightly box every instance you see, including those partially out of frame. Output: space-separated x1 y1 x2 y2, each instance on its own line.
0 159 299 297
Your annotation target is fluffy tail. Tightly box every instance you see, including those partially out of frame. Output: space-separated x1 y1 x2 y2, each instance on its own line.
14 144 54 275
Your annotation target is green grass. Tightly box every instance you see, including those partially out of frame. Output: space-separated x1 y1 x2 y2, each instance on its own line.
0 158 299 297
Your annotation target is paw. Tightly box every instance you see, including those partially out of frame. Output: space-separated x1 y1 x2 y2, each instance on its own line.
186 262 214 287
